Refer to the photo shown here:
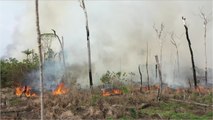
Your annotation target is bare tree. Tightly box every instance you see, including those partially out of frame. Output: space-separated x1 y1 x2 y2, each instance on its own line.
153 23 164 64
79 0 93 89
182 16 197 88
169 32 180 73
35 0 44 119
199 10 211 85
146 41 150 90
51 29 66 69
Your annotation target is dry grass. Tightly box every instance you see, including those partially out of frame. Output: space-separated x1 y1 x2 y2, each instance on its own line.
1 84 212 119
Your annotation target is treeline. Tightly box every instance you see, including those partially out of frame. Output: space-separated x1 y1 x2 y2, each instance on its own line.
1 49 39 87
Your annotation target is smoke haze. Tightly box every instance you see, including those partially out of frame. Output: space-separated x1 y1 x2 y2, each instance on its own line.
0 0 212 87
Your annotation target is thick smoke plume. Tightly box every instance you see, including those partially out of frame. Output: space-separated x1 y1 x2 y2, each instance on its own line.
1 1 212 88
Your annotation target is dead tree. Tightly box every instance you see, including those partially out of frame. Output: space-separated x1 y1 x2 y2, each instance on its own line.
170 32 180 74
182 16 197 88
155 55 163 100
35 0 44 119
138 65 143 92
79 0 93 88
155 64 158 78
51 29 66 69
146 41 150 90
153 23 164 64
199 10 211 85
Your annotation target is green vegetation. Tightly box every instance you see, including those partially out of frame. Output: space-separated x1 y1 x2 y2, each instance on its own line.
1 49 39 88
100 71 127 84
140 101 212 119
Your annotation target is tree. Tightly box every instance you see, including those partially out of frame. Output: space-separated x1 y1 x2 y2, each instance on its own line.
182 16 197 88
169 32 180 74
35 0 44 119
146 41 150 90
22 49 33 61
153 23 164 64
79 0 93 88
155 55 163 101
138 65 143 92
51 29 66 69
199 10 211 85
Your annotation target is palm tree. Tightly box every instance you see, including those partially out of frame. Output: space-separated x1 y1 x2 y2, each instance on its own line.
22 49 32 60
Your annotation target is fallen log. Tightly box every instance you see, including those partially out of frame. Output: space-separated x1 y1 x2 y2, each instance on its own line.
170 98 213 107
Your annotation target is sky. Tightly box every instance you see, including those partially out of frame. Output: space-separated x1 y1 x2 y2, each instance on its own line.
0 0 212 87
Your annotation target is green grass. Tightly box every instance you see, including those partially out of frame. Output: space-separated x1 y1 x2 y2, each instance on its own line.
140 101 212 119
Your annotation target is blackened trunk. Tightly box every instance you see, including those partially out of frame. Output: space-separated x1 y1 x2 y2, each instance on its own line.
184 25 197 88
80 0 93 88
155 55 162 100
138 65 142 91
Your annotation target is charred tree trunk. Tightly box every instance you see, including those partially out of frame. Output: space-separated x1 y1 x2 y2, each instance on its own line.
204 26 207 85
146 41 150 90
182 17 197 88
155 55 162 100
80 0 93 88
35 0 44 119
138 65 142 92
155 64 158 78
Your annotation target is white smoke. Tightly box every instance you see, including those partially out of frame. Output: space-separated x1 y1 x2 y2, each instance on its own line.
1 0 212 87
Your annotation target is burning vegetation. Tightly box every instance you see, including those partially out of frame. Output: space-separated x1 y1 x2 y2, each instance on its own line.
1 0 212 120
15 86 37 97
52 83 68 95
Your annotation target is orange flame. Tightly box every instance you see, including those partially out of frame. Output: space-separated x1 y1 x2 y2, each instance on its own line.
102 90 111 96
102 88 122 96
15 86 37 97
112 89 122 95
52 83 68 95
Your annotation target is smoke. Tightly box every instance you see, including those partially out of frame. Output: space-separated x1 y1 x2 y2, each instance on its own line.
1 0 212 88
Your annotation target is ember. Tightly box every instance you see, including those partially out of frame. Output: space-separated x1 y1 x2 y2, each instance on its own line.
52 83 68 95
15 86 37 97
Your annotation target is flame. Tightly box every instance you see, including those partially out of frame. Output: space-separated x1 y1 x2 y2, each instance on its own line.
102 90 111 96
52 83 68 95
112 89 122 95
15 87 24 96
102 88 122 96
15 86 37 97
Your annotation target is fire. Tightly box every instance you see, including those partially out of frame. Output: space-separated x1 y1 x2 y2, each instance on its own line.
102 90 111 96
15 86 37 97
112 89 122 95
52 83 68 95
102 88 122 96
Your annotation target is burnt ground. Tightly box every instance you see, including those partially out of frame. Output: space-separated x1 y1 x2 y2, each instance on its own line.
1 85 213 120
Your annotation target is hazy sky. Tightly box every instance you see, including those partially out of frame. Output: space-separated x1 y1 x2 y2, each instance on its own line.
0 0 212 86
